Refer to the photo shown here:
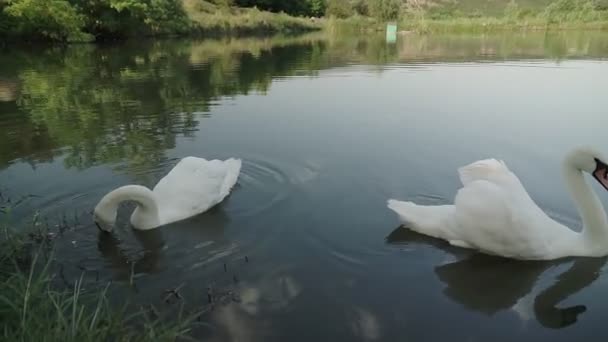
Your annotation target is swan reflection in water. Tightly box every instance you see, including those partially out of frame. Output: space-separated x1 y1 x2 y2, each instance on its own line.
386 227 607 329
97 205 231 282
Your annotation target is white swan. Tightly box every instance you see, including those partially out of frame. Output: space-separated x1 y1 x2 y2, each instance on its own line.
387 147 608 260
94 157 241 231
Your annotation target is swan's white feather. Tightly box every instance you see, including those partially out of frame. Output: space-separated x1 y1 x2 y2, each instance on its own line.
388 156 590 260
153 157 241 225
451 179 547 259
458 158 519 188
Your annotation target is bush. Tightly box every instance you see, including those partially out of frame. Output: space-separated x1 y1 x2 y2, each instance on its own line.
353 0 369 16
1 0 193 41
3 0 89 41
368 0 401 21
72 0 192 38
308 0 326 17
326 0 354 18
542 0 603 22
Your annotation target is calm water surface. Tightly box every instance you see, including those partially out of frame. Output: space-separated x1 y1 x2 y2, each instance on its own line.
2 31 608 341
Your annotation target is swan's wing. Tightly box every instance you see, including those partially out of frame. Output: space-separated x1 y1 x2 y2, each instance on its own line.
153 157 241 224
458 158 535 202
458 159 517 187
452 180 548 259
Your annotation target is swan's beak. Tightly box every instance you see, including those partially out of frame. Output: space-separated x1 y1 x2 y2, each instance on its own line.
592 159 608 191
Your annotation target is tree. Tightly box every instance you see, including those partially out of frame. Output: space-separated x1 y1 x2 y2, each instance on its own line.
70 0 191 38
3 0 87 41
308 0 326 17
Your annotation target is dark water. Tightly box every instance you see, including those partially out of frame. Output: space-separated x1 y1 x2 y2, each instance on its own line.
2 31 608 341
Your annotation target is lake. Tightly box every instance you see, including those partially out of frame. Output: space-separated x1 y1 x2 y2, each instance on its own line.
1 30 608 341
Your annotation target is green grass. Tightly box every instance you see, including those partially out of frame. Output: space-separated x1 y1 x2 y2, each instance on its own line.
183 0 323 35
330 0 608 33
422 0 608 16
429 0 556 16
399 17 608 33
0 224 198 341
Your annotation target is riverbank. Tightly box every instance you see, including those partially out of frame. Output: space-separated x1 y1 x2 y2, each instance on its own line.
183 1 323 36
328 16 608 35
0 0 322 43
0 210 197 340
2 0 608 43
327 0 608 34
404 18 608 33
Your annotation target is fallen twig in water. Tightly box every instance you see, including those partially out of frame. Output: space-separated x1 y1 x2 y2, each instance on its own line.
163 282 185 303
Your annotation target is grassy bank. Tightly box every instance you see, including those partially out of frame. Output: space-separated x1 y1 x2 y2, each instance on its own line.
0 0 321 43
399 17 608 33
326 0 608 33
2 0 607 42
405 0 608 33
183 1 322 36
0 215 197 340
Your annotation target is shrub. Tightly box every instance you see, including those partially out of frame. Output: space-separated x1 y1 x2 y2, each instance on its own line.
3 0 89 41
368 0 401 21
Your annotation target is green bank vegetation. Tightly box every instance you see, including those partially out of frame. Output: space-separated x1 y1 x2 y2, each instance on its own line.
2 0 608 43
407 0 608 32
0 209 198 341
325 0 608 32
183 0 323 36
0 0 322 42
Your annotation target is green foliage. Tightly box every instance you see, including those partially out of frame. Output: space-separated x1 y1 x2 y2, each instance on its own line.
0 6 19 39
207 0 234 6
140 0 191 33
352 0 369 16
395 0 608 31
3 0 89 41
0 0 193 41
541 0 605 22
1 0 325 41
503 0 533 20
0 241 196 341
308 0 326 16
233 0 325 16
368 0 401 21
72 0 192 38
326 0 354 18
186 5 321 35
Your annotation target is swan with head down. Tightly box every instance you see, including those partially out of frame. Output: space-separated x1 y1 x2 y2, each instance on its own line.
387 147 608 260
94 157 241 231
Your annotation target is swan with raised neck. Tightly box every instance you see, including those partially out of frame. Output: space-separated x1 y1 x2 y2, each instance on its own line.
387 146 608 260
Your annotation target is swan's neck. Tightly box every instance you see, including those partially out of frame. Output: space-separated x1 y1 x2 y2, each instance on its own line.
94 185 160 230
563 158 608 250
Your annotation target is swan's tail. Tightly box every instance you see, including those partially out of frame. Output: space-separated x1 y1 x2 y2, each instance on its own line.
220 158 242 197
387 199 455 240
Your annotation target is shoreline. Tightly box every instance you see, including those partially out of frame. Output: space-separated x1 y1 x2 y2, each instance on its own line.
329 16 608 34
